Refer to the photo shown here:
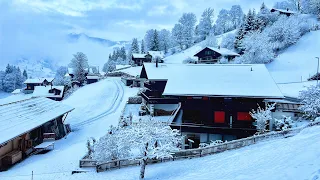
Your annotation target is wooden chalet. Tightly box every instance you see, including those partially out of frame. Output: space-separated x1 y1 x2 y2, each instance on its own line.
271 8 296 16
0 97 74 171
132 53 152 66
194 47 240 64
24 78 54 93
66 67 100 85
33 86 65 101
140 63 284 148
86 75 100 84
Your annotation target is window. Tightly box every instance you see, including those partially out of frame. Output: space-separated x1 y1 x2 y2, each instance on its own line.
205 51 212 55
214 111 225 123
237 112 252 121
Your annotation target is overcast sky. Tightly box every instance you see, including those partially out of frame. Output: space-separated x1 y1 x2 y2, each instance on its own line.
0 0 281 42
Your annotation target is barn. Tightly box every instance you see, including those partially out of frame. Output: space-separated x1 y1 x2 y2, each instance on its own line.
132 53 152 66
0 97 74 171
24 78 55 93
140 63 284 148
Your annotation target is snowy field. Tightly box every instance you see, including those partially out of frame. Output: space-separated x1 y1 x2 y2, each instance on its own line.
0 91 10 99
1 124 319 180
267 31 320 83
0 78 139 180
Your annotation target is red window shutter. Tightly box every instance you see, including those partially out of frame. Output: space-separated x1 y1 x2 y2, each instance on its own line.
203 97 209 100
214 111 225 123
237 112 252 121
187 97 193 100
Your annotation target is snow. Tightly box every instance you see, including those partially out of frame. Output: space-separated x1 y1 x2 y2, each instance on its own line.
148 51 164 58
86 75 99 80
143 63 283 98
11 89 22 94
33 86 65 98
132 53 147 58
34 141 55 149
2 124 320 180
0 93 33 105
0 97 74 145
24 78 54 84
277 81 318 98
164 45 202 64
115 65 131 70
271 8 297 14
0 77 139 179
114 66 142 77
267 31 320 83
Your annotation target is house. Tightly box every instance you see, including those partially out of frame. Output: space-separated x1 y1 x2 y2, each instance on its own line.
148 51 165 62
24 78 54 93
140 63 284 148
264 97 303 129
11 89 22 95
66 67 100 85
194 47 240 64
132 53 152 66
0 97 74 171
86 75 100 84
271 8 296 16
33 86 65 101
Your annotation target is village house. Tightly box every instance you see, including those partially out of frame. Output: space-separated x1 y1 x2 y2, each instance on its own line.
33 86 65 101
270 8 297 16
140 63 284 148
0 97 74 171
132 53 152 66
194 47 240 64
24 78 55 93
66 66 100 85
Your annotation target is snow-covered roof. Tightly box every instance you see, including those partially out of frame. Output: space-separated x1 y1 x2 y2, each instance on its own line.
115 66 143 77
116 65 131 70
271 8 297 14
0 97 74 145
195 47 240 57
148 51 165 58
24 78 54 84
142 63 284 98
11 89 22 94
33 86 65 98
132 53 147 58
86 75 100 80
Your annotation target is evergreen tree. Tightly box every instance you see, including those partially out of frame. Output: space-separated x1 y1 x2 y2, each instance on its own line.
22 69 28 80
150 29 160 51
179 13 197 48
144 29 155 51
215 9 232 35
229 5 244 29
159 29 171 53
141 39 145 54
131 38 139 54
172 24 184 49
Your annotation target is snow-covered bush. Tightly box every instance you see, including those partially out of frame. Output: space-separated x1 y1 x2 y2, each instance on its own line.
274 116 295 131
119 113 133 127
128 96 142 104
199 140 224 148
93 125 131 162
182 57 197 64
299 85 320 119
219 57 229 64
220 33 236 50
86 137 96 158
250 103 276 133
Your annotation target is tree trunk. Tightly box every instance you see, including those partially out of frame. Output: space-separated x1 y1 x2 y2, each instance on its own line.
139 159 147 180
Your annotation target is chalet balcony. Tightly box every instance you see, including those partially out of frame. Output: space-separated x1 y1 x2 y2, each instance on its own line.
198 58 219 64
141 91 179 104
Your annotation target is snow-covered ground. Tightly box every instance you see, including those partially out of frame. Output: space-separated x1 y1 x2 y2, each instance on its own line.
267 31 320 83
0 91 10 99
0 78 139 180
1 123 319 180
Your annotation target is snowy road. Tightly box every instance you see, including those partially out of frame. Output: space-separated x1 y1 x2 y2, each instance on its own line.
0 78 138 180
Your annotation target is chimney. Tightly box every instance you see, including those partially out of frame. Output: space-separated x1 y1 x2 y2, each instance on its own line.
287 8 289 11
156 59 158 68
218 46 221 49
251 67 253 71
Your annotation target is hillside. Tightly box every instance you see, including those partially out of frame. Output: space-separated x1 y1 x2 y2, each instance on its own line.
267 30 320 83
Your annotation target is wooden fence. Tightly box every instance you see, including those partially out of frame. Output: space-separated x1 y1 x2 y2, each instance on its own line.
80 121 320 172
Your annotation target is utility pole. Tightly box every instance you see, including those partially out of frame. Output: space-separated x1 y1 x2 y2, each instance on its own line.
316 57 320 86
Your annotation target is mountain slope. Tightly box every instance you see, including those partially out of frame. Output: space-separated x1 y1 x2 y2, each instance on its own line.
267 31 320 83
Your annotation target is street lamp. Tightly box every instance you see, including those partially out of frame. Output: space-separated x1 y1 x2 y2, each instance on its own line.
316 57 320 86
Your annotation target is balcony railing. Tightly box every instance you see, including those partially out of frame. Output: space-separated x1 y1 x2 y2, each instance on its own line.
141 92 179 104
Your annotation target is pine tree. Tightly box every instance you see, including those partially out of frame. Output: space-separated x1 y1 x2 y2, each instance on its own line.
179 13 197 49
22 69 28 80
131 38 139 54
141 39 145 54
229 5 244 29
151 29 159 51
172 24 184 49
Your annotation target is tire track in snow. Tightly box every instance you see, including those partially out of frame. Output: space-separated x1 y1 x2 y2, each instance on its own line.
71 79 124 129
